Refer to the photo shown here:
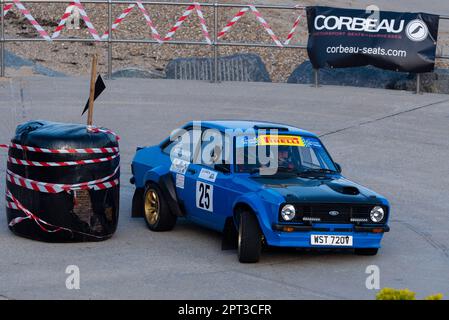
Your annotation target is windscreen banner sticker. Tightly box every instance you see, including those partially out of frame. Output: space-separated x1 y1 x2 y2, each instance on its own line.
302 137 323 148
175 173 185 189
199 168 217 183
170 158 189 174
258 135 305 147
196 181 213 212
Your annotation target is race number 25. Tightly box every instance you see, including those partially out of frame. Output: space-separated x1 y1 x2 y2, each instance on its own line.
196 181 213 212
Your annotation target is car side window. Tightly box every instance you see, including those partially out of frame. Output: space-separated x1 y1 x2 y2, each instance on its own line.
162 128 200 162
197 129 228 168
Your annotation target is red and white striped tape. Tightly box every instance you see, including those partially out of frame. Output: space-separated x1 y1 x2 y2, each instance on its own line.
52 2 76 39
248 5 283 48
0 127 120 153
6 165 119 193
2 125 120 235
136 1 163 44
284 14 303 45
101 3 136 40
8 152 119 167
6 190 67 232
11 0 51 41
164 2 211 44
73 0 100 41
2 3 13 17
6 190 112 239
217 5 283 47
6 143 119 154
217 7 249 39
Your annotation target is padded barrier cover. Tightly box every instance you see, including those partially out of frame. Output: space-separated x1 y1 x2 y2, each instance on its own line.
6 120 120 242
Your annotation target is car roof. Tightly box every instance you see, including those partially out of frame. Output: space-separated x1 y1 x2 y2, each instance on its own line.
183 120 318 138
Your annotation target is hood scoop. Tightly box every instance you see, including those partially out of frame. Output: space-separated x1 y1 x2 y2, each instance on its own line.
327 183 360 195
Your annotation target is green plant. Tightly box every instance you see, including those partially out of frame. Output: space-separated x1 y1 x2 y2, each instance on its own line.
376 288 416 300
376 288 443 300
425 293 443 300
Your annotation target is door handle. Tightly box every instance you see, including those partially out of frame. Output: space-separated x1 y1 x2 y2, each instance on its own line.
187 168 196 175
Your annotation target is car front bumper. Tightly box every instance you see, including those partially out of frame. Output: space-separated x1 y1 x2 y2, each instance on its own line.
266 223 389 248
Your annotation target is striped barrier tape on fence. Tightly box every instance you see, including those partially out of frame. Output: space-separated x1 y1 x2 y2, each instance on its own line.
217 7 249 39
248 5 283 48
216 5 283 47
284 14 302 45
194 2 211 45
8 152 119 167
135 1 163 44
163 4 195 41
163 2 211 44
2 3 13 17
217 6 302 47
73 0 100 41
52 2 76 39
101 3 136 40
11 0 51 41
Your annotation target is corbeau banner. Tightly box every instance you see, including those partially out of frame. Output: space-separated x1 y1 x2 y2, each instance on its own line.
306 6 440 73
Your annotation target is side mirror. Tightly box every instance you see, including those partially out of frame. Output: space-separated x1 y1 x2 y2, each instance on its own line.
335 163 342 173
214 163 231 174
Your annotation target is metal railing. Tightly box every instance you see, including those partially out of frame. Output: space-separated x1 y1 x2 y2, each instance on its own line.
1 0 448 91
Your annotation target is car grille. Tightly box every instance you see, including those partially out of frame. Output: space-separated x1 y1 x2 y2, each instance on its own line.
284 204 381 224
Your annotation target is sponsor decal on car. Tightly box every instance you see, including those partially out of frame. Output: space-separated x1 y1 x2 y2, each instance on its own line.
258 135 305 147
198 168 217 183
170 158 190 174
175 173 185 189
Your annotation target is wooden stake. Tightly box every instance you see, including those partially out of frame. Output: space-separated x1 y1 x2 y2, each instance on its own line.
87 53 98 127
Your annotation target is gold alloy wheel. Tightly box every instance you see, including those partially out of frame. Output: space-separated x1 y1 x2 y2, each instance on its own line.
144 189 159 225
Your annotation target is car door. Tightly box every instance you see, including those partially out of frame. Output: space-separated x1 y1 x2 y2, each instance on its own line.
163 126 201 218
182 129 232 231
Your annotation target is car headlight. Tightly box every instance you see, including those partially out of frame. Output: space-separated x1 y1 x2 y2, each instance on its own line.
370 206 385 223
281 204 296 221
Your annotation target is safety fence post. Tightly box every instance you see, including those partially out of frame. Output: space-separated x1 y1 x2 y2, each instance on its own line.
1 0 5 77
107 0 113 79
415 73 421 95
213 2 219 83
313 68 319 88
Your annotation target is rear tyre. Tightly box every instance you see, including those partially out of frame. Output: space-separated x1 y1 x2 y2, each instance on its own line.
354 248 379 256
143 183 177 231
238 211 263 263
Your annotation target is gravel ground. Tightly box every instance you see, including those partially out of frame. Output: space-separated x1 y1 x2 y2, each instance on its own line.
3 0 448 80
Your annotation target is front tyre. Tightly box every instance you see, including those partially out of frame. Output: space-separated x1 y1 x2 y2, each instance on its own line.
354 248 379 256
143 183 177 231
238 211 263 263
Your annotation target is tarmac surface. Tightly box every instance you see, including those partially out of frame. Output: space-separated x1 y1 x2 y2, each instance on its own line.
0 76 448 299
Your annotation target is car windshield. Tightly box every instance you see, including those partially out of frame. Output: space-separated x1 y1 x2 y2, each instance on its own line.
234 134 337 174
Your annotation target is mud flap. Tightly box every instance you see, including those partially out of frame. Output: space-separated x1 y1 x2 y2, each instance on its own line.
131 188 144 218
221 217 238 250
158 173 184 217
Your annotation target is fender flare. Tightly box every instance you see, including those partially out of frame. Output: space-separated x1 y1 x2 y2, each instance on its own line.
232 193 272 237
143 167 184 217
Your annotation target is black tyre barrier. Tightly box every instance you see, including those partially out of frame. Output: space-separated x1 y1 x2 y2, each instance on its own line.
5 120 120 242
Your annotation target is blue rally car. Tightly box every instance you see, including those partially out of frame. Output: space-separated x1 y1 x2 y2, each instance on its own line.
131 121 390 263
